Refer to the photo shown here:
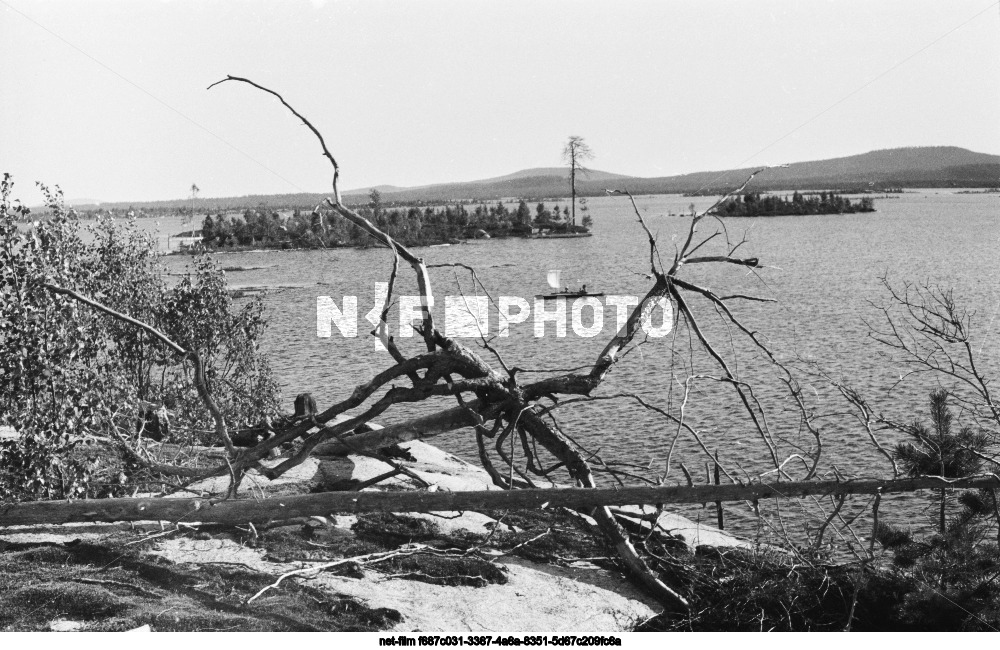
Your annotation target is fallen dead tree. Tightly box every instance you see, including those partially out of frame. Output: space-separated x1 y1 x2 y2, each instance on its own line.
25 75 997 612
3 474 997 528
23 74 838 609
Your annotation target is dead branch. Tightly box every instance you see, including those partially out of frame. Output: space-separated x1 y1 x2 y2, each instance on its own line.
312 402 486 456
208 75 342 203
867 275 999 429
245 546 427 605
321 198 438 352
70 577 165 599
812 493 848 553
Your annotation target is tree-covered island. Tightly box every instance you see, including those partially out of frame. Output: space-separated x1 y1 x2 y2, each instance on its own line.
197 190 591 251
713 191 875 217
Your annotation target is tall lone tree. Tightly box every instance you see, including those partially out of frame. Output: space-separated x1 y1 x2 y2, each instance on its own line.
562 135 593 227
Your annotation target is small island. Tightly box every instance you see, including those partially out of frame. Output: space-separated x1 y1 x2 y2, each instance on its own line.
712 191 875 217
956 187 1000 194
195 192 591 251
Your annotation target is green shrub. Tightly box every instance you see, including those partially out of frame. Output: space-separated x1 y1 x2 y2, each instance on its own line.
0 174 280 499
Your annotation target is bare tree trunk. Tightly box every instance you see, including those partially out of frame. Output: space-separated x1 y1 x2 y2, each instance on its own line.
312 402 482 456
3 475 995 528
570 154 576 227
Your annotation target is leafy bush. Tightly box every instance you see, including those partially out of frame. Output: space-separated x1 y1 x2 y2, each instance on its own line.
157 255 281 446
0 174 280 500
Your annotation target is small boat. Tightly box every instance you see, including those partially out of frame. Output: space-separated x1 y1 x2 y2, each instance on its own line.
221 264 278 273
536 291 606 299
535 269 604 299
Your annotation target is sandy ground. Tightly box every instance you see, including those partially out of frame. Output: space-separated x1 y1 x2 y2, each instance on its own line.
143 532 659 632
0 439 757 632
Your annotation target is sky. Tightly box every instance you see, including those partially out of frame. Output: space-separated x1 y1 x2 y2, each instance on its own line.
2 0 999 204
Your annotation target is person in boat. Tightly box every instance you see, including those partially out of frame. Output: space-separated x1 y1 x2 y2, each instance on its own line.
578 284 587 295
563 286 570 294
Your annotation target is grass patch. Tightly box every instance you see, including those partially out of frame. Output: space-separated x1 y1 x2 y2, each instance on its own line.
252 524 386 563
483 508 610 566
353 513 442 547
252 516 506 588
0 536 401 632
6 582 129 623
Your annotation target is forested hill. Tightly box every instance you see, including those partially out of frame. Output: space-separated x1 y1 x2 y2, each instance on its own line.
618 146 1000 196
348 148 1000 202
75 147 1000 211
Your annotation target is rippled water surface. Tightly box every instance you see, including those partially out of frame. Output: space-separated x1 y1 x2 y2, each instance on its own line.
155 191 999 537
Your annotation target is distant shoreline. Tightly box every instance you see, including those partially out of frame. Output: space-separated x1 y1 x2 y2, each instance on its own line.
166 231 597 256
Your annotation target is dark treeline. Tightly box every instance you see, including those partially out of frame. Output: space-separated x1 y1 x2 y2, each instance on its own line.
713 191 876 217
198 192 591 250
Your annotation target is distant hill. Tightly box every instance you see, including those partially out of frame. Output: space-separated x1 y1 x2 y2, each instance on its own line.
618 146 1000 196
472 167 634 183
77 146 1000 212
345 147 1000 203
343 167 641 204
342 184 405 196
339 168 630 197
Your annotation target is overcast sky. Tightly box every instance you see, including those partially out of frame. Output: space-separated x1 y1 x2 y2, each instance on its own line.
2 0 998 203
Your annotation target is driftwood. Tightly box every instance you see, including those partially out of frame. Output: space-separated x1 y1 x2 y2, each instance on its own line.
2 475 997 528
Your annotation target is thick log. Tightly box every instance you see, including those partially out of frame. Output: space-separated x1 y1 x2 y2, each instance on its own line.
312 403 479 456
2 475 998 528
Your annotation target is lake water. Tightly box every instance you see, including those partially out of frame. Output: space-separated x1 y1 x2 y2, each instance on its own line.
151 191 1000 541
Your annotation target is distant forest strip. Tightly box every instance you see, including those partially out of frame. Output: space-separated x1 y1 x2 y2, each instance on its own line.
198 198 590 250
712 191 875 217
63 160 1000 214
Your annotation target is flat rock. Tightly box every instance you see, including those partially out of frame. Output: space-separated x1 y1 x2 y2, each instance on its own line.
181 439 501 497
310 555 657 633
49 620 84 632
151 535 271 570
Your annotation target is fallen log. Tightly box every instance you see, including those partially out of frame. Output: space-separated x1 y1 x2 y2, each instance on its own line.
2 475 997 528
312 403 479 456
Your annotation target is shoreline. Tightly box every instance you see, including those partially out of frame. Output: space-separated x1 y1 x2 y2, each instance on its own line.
163 228 594 255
